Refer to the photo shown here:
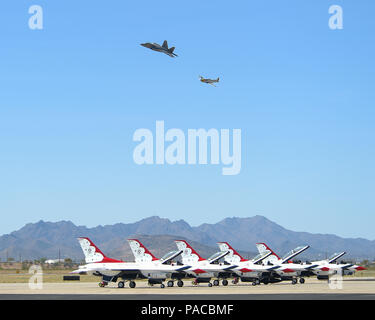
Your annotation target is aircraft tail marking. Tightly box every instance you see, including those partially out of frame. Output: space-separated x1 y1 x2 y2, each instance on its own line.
175 240 205 264
217 242 247 263
77 237 122 264
256 242 281 264
127 239 159 263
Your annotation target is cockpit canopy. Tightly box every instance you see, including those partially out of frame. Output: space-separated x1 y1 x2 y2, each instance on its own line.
282 246 307 261
160 250 182 263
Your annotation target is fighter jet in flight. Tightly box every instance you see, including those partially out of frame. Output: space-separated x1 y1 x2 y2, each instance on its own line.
199 76 220 87
140 40 178 58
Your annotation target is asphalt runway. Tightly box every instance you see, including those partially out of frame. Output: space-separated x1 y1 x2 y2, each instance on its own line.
1 293 375 300
0 278 374 300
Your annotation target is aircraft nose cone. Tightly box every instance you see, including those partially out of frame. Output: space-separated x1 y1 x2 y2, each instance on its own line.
141 43 153 49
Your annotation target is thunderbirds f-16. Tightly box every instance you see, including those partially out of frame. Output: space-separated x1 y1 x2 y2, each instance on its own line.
72 237 367 288
217 242 311 285
71 237 189 288
127 239 185 287
199 75 220 86
254 242 314 284
174 240 236 287
255 242 366 282
305 252 366 280
141 40 178 58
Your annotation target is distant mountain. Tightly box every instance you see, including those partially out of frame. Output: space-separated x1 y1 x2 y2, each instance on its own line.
0 216 374 261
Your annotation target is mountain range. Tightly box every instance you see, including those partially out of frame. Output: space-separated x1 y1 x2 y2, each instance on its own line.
0 215 374 262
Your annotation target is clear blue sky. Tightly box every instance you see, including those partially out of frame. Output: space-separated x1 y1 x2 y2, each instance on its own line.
0 1 374 239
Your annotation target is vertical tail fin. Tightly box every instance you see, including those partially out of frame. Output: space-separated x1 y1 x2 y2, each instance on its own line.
175 240 205 264
162 40 168 49
77 237 122 263
127 239 159 263
256 243 281 264
217 242 247 263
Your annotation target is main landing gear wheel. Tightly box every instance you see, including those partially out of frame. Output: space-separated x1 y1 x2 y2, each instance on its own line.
252 281 257 286
222 279 228 286
118 281 125 288
177 280 184 287
213 279 219 286
292 278 297 285
299 278 305 284
99 281 108 287
129 281 136 288
208 282 213 287
160 284 165 288
167 280 174 287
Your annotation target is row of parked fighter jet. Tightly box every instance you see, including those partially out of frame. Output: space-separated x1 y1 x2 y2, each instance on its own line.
72 237 366 288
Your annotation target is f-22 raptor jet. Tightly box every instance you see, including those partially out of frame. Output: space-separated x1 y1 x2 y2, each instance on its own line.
141 40 178 58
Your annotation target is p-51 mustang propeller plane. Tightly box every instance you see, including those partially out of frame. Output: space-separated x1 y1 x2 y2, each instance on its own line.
199 75 220 87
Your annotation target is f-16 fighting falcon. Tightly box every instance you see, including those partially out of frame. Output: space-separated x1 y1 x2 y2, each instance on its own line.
306 252 366 280
256 243 366 282
199 75 220 86
217 242 304 286
140 40 178 57
255 242 314 284
71 237 189 288
127 239 186 287
175 240 236 287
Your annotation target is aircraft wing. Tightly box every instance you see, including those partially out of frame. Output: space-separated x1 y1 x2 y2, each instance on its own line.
70 268 88 275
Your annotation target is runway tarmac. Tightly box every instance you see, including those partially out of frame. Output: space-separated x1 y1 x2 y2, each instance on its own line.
0 278 374 299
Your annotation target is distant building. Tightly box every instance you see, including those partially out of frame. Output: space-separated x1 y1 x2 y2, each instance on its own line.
45 259 65 264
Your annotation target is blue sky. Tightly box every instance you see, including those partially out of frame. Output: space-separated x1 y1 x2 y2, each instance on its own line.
0 1 374 239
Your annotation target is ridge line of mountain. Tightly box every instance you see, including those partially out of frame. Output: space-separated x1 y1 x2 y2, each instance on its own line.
1 215 373 261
